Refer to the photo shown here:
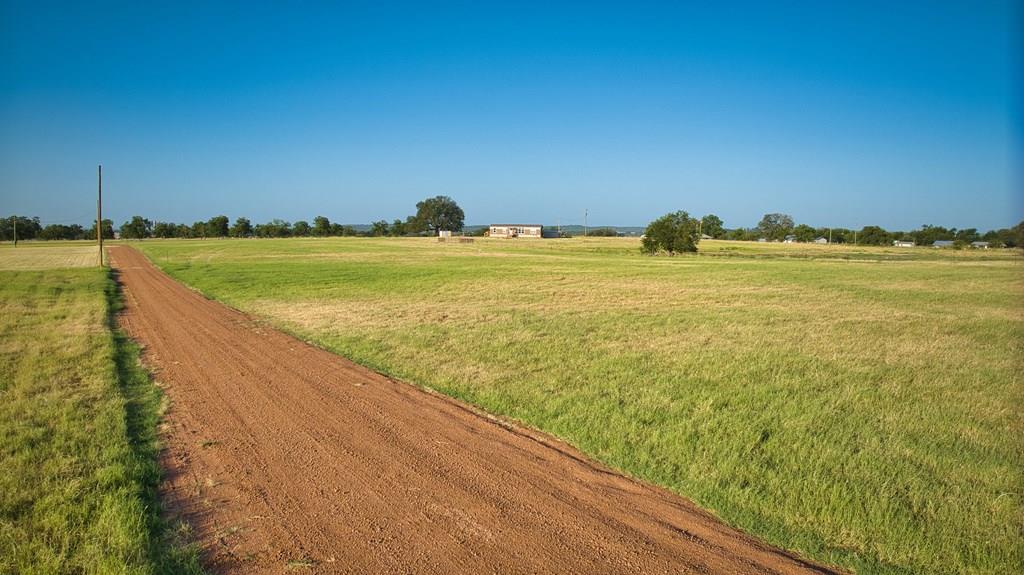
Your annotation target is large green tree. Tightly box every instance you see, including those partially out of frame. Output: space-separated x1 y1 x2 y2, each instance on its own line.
292 220 311 237
857 225 891 246
641 211 700 254
792 224 816 243
120 216 152 239
230 217 253 238
1 216 42 241
86 219 115 240
701 214 724 238
152 221 177 238
312 216 332 237
370 220 390 236
413 196 464 233
757 213 794 241
206 215 229 238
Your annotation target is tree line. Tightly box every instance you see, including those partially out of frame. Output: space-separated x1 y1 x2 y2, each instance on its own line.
1 196 466 241
4 203 1020 249
641 211 1024 254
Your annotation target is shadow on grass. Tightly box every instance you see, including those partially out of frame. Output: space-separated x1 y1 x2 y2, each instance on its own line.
106 268 206 574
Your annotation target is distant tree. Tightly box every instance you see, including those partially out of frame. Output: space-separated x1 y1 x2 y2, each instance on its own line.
229 217 253 238
954 228 979 243
39 223 85 241
329 223 357 236
641 211 700 254
389 218 407 237
701 214 724 238
1 216 42 241
828 228 852 244
757 213 794 241
119 216 152 240
255 219 291 238
403 215 426 235
175 223 193 238
588 227 618 237
312 216 332 237
412 196 464 233
191 221 207 238
857 225 891 246
909 224 954 246
152 221 177 238
206 215 229 237
82 219 115 240
292 220 311 237
980 229 1004 248
792 223 816 243
370 220 390 236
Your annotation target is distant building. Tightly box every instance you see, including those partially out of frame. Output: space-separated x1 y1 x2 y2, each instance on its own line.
933 240 954 248
489 224 543 238
701 234 713 240
814 237 828 244
438 230 452 239
971 241 990 249
892 240 915 247
783 234 797 243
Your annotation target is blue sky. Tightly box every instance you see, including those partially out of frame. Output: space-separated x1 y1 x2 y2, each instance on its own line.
1 1 1020 230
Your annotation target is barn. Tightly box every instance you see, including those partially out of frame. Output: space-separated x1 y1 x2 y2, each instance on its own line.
490 224 543 238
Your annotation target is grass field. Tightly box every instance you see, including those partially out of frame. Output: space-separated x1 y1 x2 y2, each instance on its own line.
0 242 102 270
0 246 199 574
136 237 1024 574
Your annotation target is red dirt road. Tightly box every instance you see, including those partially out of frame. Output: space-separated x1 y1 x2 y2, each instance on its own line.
111 245 839 574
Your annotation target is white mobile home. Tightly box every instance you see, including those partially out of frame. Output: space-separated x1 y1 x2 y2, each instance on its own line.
490 224 543 238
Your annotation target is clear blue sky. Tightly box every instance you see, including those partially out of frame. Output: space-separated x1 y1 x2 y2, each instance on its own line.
1 1 1020 230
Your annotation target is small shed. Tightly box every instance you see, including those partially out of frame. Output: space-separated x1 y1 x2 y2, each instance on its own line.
892 240 915 247
933 240 954 248
971 241 990 249
813 237 828 244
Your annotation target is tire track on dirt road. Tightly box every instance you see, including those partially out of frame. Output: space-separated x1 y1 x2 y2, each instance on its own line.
110 245 841 574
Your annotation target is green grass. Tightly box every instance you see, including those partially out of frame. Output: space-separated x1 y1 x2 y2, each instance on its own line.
136 237 1024 574
0 250 201 573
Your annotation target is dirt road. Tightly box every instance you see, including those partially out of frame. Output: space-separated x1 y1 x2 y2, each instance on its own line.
111 245 838 574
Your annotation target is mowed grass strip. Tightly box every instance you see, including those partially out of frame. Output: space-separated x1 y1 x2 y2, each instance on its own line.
138 237 1024 574
0 243 101 270
0 264 201 574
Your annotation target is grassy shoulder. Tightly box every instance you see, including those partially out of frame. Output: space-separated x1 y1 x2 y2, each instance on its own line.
0 266 201 574
137 237 1024 574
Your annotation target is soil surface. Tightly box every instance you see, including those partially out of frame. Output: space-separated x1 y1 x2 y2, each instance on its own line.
111 245 840 574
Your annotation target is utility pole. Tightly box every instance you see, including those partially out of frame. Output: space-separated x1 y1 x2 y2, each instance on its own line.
97 165 103 267
828 228 832 244
854 230 857 246
584 209 588 237
12 216 16 247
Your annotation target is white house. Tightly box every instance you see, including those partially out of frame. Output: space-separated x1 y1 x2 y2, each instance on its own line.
893 240 915 247
933 240 954 248
813 237 828 244
971 241 990 249
489 224 543 238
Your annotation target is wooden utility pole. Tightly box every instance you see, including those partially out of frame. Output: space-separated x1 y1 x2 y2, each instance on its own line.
12 216 16 247
97 164 103 267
